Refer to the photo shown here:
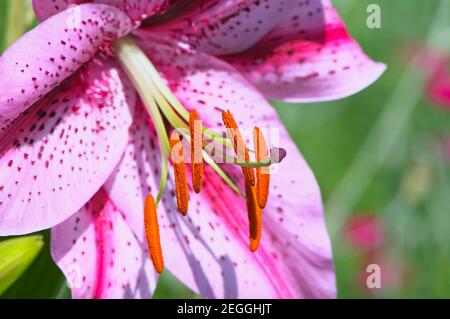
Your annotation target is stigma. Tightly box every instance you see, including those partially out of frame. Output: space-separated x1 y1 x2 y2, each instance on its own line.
114 36 285 273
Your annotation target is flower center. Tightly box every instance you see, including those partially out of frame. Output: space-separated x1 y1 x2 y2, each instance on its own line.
114 36 285 273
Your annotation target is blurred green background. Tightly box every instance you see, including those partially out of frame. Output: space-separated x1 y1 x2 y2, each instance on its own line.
1 0 450 298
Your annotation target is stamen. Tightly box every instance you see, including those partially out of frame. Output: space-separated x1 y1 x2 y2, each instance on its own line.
222 110 256 186
190 110 204 193
144 194 164 273
253 127 270 209
114 37 245 198
113 36 290 255
170 132 189 215
245 179 262 253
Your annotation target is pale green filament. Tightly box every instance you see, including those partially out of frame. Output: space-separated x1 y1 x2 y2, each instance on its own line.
180 131 245 197
142 43 232 148
114 38 169 204
115 36 274 201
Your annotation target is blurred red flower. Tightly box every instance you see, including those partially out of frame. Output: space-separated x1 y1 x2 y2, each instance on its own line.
345 214 384 250
414 46 450 109
346 214 410 294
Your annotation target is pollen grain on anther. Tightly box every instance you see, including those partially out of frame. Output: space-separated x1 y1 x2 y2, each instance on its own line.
170 132 189 215
144 194 164 273
190 110 204 194
253 127 270 209
245 179 262 253
222 110 256 186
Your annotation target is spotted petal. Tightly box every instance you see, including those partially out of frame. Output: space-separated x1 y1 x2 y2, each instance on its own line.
0 3 132 133
32 0 87 21
51 188 157 299
0 60 135 235
33 0 176 23
106 46 335 298
154 0 291 55
225 0 386 102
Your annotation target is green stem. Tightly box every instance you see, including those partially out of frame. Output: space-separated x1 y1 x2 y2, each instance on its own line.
4 0 27 48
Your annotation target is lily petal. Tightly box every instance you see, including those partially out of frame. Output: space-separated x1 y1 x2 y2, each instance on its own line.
107 45 336 298
104 104 157 239
156 0 290 55
32 0 87 21
51 188 157 299
0 60 135 235
33 0 175 23
96 0 173 22
0 3 132 132
225 0 386 102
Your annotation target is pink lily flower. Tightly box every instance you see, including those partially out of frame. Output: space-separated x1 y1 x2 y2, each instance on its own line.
0 0 385 299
